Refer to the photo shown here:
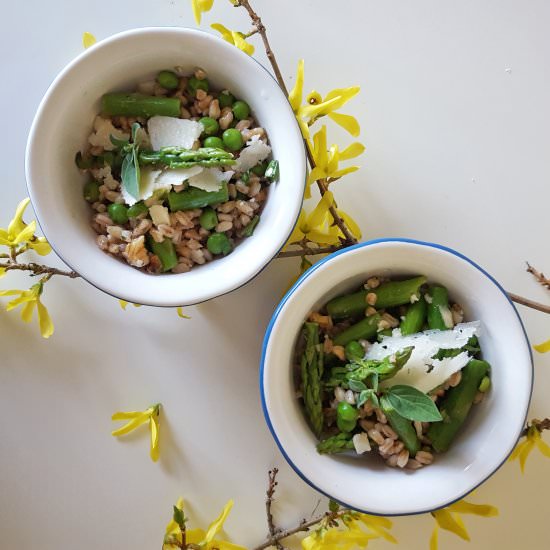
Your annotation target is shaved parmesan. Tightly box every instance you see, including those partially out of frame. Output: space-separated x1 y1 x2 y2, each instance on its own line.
353 433 371 454
235 135 271 171
367 322 481 394
148 116 203 151
149 205 170 226
188 168 234 192
154 166 204 186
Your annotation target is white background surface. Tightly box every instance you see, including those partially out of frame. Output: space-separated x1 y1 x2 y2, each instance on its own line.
1 1 550 549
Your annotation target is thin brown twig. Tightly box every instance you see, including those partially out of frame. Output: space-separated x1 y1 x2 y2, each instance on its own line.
265 469 284 550
521 418 550 438
277 243 349 258
527 262 550 291
0 261 79 279
508 293 550 315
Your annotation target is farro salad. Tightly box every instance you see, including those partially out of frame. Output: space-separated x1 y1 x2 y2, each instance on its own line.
296 276 492 470
75 67 278 274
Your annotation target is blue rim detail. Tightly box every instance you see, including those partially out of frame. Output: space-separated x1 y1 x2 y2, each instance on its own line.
259 237 534 516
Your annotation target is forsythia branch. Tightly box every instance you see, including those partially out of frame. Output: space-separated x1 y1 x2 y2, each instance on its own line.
0 261 79 279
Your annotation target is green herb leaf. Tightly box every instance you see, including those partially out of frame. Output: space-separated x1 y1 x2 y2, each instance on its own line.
121 150 140 200
348 379 367 392
131 122 143 145
384 385 443 422
172 506 186 529
357 389 379 409
242 215 260 237
265 159 279 182
109 134 130 149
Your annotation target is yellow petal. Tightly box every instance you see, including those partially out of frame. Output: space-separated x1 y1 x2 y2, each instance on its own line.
192 0 214 24
112 411 143 420
330 166 359 180
337 209 362 239
36 299 54 338
119 300 128 310
29 238 52 256
202 500 234 544
232 32 255 55
20 300 36 323
534 339 550 353
177 307 191 319
305 191 334 231
186 529 206 545
150 414 160 462
448 500 498 517
432 509 469 541
358 514 396 543
509 439 527 462
324 86 361 107
327 112 361 136
339 142 366 161
289 60 304 112
211 23 233 43
82 32 96 49
111 411 151 436
326 144 340 175
0 289 23 297
306 166 327 187
307 227 341 245
300 96 347 121
12 221 37 245
429 526 438 550
213 540 248 550
6 292 36 311
7 198 30 237
0 267 5 278
313 126 328 169
536 436 550 458
519 438 536 472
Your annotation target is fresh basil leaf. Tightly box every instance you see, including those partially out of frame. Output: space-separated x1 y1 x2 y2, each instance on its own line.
348 379 367 392
109 134 130 149
121 151 140 200
384 385 443 422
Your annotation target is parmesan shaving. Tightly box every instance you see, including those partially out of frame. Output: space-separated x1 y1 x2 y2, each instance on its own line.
187 168 234 192
148 116 203 150
235 135 272 171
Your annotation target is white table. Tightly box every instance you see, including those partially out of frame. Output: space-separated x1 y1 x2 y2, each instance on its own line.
1 1 549 548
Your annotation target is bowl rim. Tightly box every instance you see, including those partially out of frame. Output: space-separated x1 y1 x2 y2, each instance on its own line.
24 26 307 307
259 237 534 515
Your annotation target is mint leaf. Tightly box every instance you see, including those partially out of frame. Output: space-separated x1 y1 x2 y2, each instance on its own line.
384 385 442 422
121 151 140 200
348 379 367 392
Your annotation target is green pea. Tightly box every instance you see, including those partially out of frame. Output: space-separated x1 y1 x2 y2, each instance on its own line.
207 233 232 255
222 128 243 152
251 161 268 176
199 207 218 230
199 117 220 136
188 76 209 94
345 341 364 362
83 181 100 202
218 91 235 108
337 417 357 433
478 376 491 393
337 401 358 422
203 136 225 149
75 151 93 170
107 203 129 225
232 100 250 120
127 202 148 218
156 70 180 90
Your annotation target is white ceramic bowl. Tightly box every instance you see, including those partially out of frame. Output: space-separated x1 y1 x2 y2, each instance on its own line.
260 238 533 515
26 27 306 306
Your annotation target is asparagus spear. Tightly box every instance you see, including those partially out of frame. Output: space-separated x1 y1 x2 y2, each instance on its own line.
333 314 381 346
167 182 229 212
400 296 427 335
428 359 490 452
317 432 354 454
146 236 178 272
101 93 181 117
139 147 236 168
327 276 427 320
380 395 420 456
301 322 324 438
426 285 453 330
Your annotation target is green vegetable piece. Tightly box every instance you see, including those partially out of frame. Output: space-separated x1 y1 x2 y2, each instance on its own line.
207 233 232 256
337 401 357 422
203 136 225 149
101 93 181 118
317 433 354 454
300 322 324 437
428 359 490 453
107 203 129 225
251 161 268 176
242 215 260 237
98 152 115 166
167 182 229 211
377 329 392 342
400 296 427 335
222 128 244 152
139 147 235 169
383 385 443 422
264 160 280 182
427 285 452 330
199 207 218 230
75 151 93 170
127 202 148 218
326 276 427 320
83 181 100 203
199 117 220 136
378 347 414 381
241 171 250 184
337 417 357 432
333 314 381 347
232 100 250 120
345 341 364 362
380 395 420 456
218 90 235 108
147 236 178 272
156 70 179 90
478 376 491 393
188 76 209 94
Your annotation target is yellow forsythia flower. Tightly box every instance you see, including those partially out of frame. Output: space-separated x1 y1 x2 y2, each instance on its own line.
111 403 161 462
356 514 397 544
509 424 550 472
534 338 550 353
118 299 142 310
0 198 51 255
191 0 214 24
306 125 364 198
211 23 255 55
163 498 246 550
0 282 54 338
82 32 96 49
288 60 360 139
176 307 191 319
429 498 498 549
